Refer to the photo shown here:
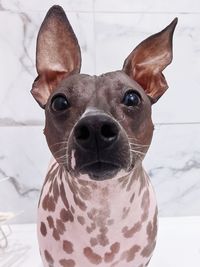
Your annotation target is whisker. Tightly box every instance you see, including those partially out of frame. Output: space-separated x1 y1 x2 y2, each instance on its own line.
129 142 150 148
56 156 68 165
55 154 67 159
49 141 68 149
130 150 143 161
130 149 146 156
54 146 68 155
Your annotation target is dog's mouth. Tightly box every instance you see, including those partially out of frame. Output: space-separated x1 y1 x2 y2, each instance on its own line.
79 161 121 181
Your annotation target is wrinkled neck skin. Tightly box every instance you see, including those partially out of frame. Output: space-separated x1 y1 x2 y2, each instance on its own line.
65 162 147 214
38 159 157 267
45 159 149 217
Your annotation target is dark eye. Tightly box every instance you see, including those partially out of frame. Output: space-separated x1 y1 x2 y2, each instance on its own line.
51 95 70 112
122 90 141 107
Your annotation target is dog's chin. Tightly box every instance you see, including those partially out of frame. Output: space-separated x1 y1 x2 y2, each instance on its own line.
78 162 121 181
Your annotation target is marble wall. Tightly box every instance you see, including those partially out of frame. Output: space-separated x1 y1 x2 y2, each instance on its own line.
0 0 199 223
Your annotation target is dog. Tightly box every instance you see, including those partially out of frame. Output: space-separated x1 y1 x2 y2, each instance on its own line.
31 5 177 267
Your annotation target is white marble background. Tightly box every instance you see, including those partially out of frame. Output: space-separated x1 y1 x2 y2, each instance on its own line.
0 0 199 223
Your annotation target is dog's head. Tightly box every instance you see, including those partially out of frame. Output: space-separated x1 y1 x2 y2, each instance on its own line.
31 6 177 181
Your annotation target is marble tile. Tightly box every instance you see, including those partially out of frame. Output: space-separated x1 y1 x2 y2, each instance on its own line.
0 10 95 123
94 0 200 13
0 123 199 223
144 123 200 216
1 218 200 267
0 224 42 267
149 216 200 267
95 13 200 123
0 0 93 12
0 126 50 223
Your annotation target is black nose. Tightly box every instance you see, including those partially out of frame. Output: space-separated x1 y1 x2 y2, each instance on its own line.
74 115 119 150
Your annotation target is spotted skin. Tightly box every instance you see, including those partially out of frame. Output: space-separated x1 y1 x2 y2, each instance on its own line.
34 5 177 267
38 161 157 267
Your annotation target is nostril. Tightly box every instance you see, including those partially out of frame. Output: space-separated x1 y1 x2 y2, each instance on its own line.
75 125 90 141
101 124 118 141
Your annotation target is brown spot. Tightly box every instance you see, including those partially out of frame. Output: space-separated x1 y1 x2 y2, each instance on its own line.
130 193 135 203
40 222 47 236
104 242 120 263
141 190 150 210
42 194 49 210
53 228 60 240
145 258 151 266
87 208 97 220
44 250 54 265
86 222 96 233
56 219 66 235
139 172 146 195
68 210 74 222
141 240 156 258
111 242 120 254
71 205 75 214
60 208 68 222
90 237 98 247
97 227 109 247
47 216 54 229
48 196 56 212
60 208 74 222
59 259 75 267
141 209 158 257
49 181 53 194
141 190 150 222
122 245 141 262
104 251 115 263
83 247 102 265
101 186 109 197
60 182 70 209
122 207 130 219
63 240 74 254
122 221 142 238
107 219 114 225
53 180 59 203
77 215 85 225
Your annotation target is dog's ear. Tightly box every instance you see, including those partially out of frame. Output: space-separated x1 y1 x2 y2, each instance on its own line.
123 18 177 103
31 5 81 108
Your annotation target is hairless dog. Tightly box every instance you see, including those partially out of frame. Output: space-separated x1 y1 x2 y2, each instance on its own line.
31 5 177 267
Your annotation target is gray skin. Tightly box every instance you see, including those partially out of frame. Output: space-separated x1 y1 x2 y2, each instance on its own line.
43 71 153 180
31 5 177 267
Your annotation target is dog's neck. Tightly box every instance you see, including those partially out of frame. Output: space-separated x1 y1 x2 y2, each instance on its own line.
44 159 149 223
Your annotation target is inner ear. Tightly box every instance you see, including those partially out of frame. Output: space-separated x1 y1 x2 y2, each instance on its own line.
123 18 178 103
31 5 81 108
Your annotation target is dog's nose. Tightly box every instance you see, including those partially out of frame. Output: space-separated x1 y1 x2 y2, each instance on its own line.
74 115 119 150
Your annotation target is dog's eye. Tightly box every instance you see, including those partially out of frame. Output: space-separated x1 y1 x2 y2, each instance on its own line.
122 90 141 107
51 95 69 112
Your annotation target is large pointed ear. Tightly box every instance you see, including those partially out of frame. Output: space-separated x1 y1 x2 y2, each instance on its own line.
123 18 178 103
31 5 81 108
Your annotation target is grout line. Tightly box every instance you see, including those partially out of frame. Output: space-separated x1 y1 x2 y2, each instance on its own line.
155 122 200 126
1 9 200 15
0 122 200 127
92 11 200 15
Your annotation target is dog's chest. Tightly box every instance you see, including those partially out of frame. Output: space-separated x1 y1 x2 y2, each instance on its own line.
38 161 157 267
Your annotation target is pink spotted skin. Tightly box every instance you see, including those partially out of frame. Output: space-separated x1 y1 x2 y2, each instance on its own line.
37 159 157 267
32 5 177 267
